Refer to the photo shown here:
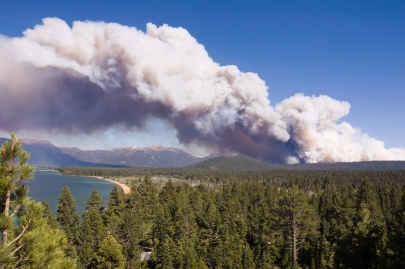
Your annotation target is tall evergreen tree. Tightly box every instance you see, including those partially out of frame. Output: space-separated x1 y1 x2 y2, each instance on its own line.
77 190 106 268
41 200 59 228
135 174 160 246
57 185 80 259
86 189 103 211
92 235 125 269
0 133 34 244
105 185 125 238
153 235 177 269
119 208 142 269
277 186 318 267
396 191 405 265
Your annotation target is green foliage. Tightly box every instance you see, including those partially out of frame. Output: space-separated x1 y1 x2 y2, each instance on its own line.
56 185 80 260
42 200 59 228
92 235 125 269
86 189 103 211
55 164 405 268
104 185 125 239
188 155 271 170
77 190 106 268
277 186 318 263
0 133 35 245
0 134 77 267
9 201 77 268
57 185 80 239
153 235 177 269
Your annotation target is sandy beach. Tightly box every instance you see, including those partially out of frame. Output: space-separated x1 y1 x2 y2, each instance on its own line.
91 176 131 194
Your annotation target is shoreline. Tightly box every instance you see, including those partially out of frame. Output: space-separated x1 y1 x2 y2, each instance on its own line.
90 176 131 194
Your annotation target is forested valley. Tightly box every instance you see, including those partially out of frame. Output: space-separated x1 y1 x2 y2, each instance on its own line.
57 168 405 268
1 135 405 268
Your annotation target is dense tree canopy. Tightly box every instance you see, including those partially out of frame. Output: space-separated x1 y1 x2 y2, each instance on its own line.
59 167 405 268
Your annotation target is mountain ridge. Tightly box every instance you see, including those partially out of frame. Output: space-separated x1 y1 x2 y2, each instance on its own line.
0 138 127 168
59 145 214 168
0 137 215 168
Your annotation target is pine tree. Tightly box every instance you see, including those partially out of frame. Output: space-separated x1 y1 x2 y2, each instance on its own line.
242 241 255 269
77 190 106 268
277 186 318 267
86 189 103 211
0 133 34 244
153 235 177 269
41 200 59 228
191 257 209 269
352 180 386 268
197 198 221 259
104 185 125 238
77 219 94 268
396 191 405 265
57 185 80 259
92 235 125 269
134 174 160 246
0 200 77 268
120 208 142 268
222 232 243 268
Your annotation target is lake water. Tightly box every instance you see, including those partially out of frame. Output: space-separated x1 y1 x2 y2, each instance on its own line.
23 170 114 216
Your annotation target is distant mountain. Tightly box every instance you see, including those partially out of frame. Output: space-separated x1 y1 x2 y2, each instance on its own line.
0 138 127 168
59 145 215 168
188 155 272 170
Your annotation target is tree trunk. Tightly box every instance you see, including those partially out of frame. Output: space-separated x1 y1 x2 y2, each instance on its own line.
292 216 297 262
2 189 11 244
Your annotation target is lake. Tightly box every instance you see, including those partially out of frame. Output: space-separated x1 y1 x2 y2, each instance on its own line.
23 170 114 216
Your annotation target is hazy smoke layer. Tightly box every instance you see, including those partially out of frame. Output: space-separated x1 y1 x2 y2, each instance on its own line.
0 18 403 163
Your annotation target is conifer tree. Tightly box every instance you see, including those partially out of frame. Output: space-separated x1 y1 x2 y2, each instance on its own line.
41 200 59 228
396 191 405 265
92 235 125 269
0 133 34 244
77 190 106 268
191 257 209 269
119 208 142 268
277 186 318 266
57 185 80 259
154 235 177 269
0 200 77 268
105 185 125 238
242 241 255 269
351 180 386 268
135 174 160 246
77 219 95 268
86 189 103 211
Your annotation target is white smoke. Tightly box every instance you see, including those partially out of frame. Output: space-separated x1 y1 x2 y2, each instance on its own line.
0 18 403 163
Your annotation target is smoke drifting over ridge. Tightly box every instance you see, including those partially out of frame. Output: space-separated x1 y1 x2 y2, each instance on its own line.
0 18 404 164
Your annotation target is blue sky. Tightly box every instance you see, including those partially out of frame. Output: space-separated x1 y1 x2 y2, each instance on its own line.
0 0 404 149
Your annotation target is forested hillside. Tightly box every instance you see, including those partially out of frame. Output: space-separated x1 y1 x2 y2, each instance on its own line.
187 155 271 170
54 168 405 268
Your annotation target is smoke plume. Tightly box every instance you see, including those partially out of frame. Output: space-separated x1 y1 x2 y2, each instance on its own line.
0 18 403 163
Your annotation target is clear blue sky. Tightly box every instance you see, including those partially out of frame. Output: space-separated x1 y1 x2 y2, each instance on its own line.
1 0 404 149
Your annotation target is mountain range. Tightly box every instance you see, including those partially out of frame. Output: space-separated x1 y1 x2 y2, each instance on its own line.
0 138 214 168
59 145 216 167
